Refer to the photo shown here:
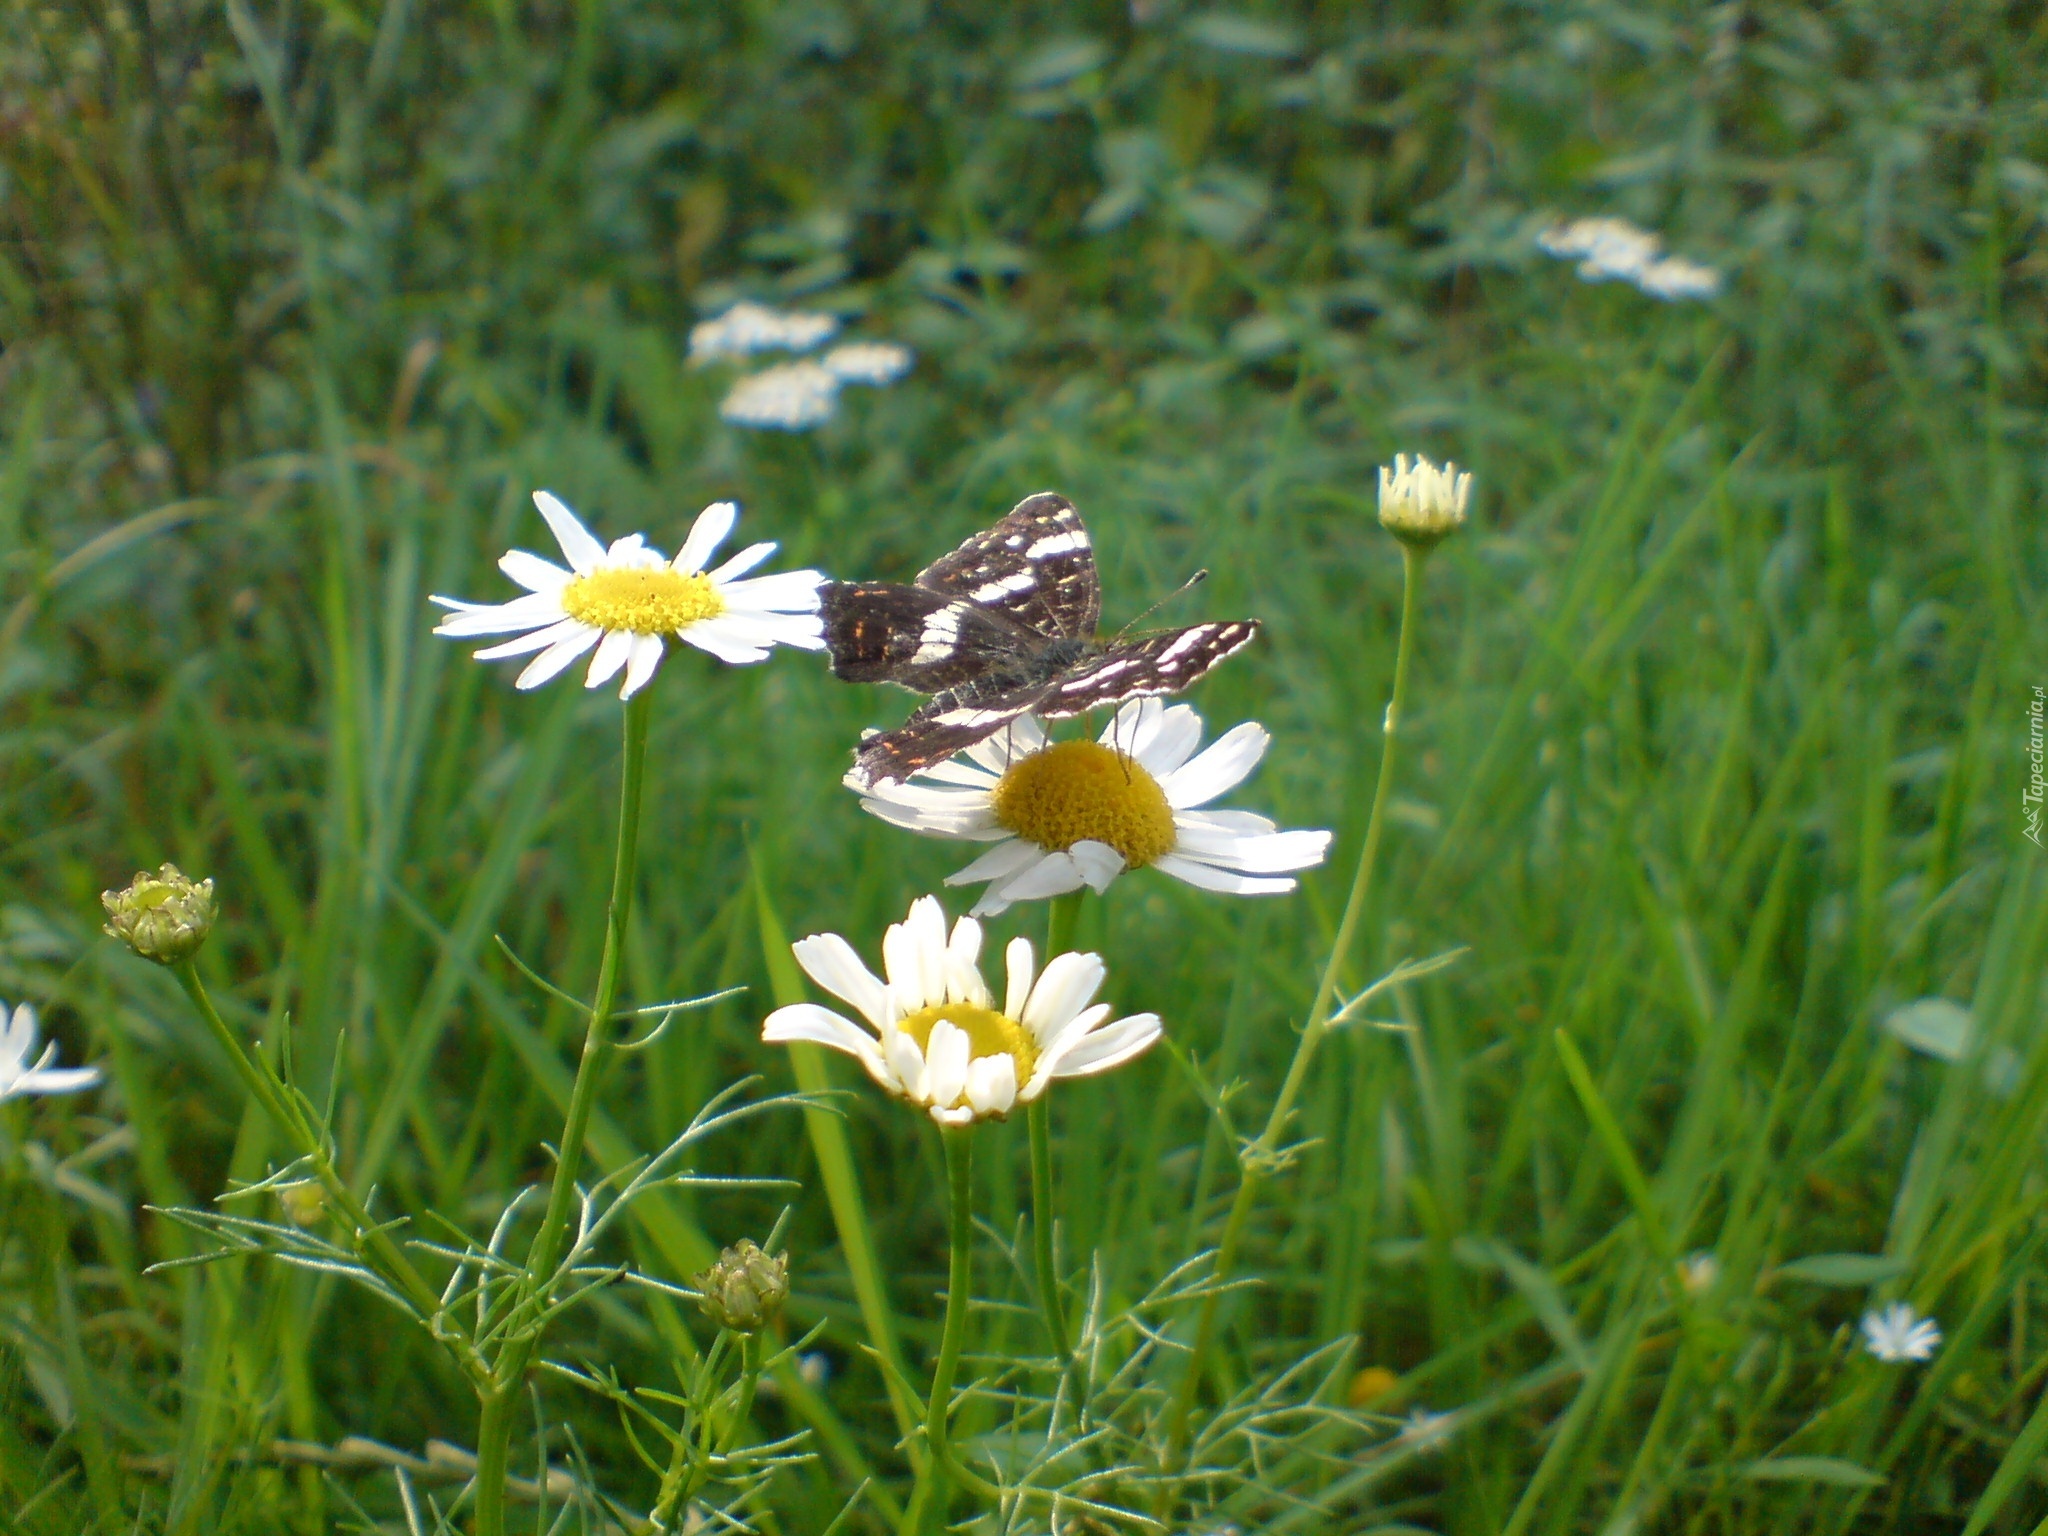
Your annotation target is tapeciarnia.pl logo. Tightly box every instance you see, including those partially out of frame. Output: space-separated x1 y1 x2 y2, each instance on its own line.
2026 685 2045 848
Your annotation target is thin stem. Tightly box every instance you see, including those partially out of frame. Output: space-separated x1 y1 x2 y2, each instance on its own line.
902 1126 979 1536
171 961 461 1364
1031 890 1083 1368
1166 543 1430 1460
477 690 653 1536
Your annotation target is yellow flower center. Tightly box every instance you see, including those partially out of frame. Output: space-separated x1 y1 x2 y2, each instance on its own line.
990 739 1177 869
561 567 724 635
896 1001 1038 1086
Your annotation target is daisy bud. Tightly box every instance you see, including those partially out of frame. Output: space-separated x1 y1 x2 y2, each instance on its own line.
694 1239 788 1334
101 863 216 966
1377 453 1471 551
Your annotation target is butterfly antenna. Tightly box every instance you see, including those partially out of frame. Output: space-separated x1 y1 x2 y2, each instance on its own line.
1114 569 1209 640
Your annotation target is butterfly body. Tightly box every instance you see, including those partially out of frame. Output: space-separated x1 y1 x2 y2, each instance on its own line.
824 492 1258 787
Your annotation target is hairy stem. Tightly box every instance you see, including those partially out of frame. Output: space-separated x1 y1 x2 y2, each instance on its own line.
1031 890 1083 1369
1167 543 1429 1460
902 1125 978 1535
477 690 652 1536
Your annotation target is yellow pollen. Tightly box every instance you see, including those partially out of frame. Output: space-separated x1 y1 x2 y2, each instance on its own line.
560 567 724 635
991 739 1177 869
896 1002 1038 1085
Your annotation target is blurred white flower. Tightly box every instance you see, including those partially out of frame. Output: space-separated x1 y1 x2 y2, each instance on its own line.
820 341 914 385
1861 1301 1941 1363
431 492 825 696
851 698 1331 917
1396 1407 1455 1452
762 894 1162 1125
1537 216 1722 302
1678 1250 1720 1295
719 361 842 431
688 301 839 363
0 1002 101 1103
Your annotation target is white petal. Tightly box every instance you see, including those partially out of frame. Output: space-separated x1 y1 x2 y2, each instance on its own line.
534 491 607 574
884 897 950 1011
964 716 1046 772
1049 1013 1162 1078
678 624 770 666
1172 825 1332 874
717 568 827 613
1176 808 1281 837
1138 702 1206 775
861 792 1005 840
708 540 776 582
911 753 1005 788
1003 937 1036 1021
0 1004 33 1067
884 1028 927 1098
1021 951 1106 1043
924 1020 970 1108
432 592 566 637
619 634 667 698
499 550 573 593
674 501 738 574
945 839 1043 886
1033 1001 1114 1078
1067 840 1126 893
965 1053 1018 1116
945 916 988 1005
472 615 586 660
792 934 889 1026
995 851 1093 904
1158 722 1271 809
930 1103 977 1126
582 627 635 689
1151 853 1299 895
689 612 818 648
516 626 602 689
18 1064 101 1096
762 1005 888 1082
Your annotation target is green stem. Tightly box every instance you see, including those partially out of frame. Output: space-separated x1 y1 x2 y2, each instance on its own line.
477 691 653 1536
171 961 462 1366
902 1126 979 1535
1031 890 1083 1369
1166 543 1430 1460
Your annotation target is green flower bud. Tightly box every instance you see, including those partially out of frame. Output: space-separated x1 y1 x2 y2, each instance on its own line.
1377 453 1471 551
102 863 216 965
693 1239 788 1334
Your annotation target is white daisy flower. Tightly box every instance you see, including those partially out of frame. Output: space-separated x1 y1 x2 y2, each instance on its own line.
1677 1250 1720 1296
0 1002 101 1103
1861 1301 1941 1363
430 492 825 697
1378 452 1471 547
850 698 1331 917
762 894 1162 1126
688 301 839 364
1536 216 1722 302
820 341 914 385
719 361 842 431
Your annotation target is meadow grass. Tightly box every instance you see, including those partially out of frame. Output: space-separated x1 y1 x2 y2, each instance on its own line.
2 1 2045 1532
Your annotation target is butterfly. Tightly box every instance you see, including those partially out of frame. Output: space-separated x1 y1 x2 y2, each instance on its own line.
822 492 1259 787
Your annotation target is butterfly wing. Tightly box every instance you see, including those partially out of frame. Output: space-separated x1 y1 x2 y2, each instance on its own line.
822 581 1041 695
915 491 1100 641
1032 621 1261 719
846 678 1054 789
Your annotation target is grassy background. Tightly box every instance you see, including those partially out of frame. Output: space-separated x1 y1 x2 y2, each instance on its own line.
3 0 2045 1530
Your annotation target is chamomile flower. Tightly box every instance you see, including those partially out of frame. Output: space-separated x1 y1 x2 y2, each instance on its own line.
850 698 1331 917
762 894 1162 1126
1861 1301 1941 1363
1 1002 100 1104
1378 453 1472 549
430 492 825 697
